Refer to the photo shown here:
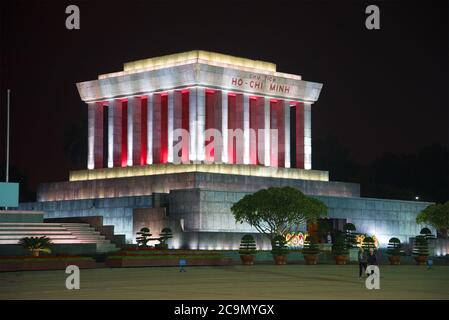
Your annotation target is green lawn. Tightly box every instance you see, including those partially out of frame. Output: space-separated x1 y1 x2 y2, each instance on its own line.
0 265 447 300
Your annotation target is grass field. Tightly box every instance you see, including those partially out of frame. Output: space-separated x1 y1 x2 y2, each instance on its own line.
0 265 447 300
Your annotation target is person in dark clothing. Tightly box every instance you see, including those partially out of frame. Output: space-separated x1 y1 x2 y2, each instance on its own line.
358 247 367 279
366 248 378 276
367 248 378 265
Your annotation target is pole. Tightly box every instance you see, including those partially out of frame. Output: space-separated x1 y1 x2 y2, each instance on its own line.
6 89 10 183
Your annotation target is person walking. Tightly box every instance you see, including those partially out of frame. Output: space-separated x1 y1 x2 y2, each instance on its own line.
358 247 367 279
366 248 378 276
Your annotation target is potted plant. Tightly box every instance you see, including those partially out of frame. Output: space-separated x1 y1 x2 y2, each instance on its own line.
19 236 52 257
271 235 289 265
136 227 152 248
413 235 429 265
387 237 403 265
332 235 349 265
302 235 320 265
155 227 172 249
239 234 257 265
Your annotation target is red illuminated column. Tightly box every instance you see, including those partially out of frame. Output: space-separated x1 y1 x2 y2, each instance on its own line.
264 97 270 166
243 94 250 164
270 100 285 168
249 96 265 165
140 97 148 166
120 100 128 167
106 100 114 168
295 102 305 169
128 97 142 166
110 100 123 167
146 94 153 164
173 90 190 163
167 90 174 163
228 93 244 164
152 93 168 164
205 89 223 163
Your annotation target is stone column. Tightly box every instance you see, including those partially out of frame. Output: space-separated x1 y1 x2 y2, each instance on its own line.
87 102 96 169
167 90 174 163
221 91 228 164
146 94 153 165
196 87 206 162
107 100 114 168
87 102 104 169
127 97 134 166
284 100 291 168
189 87 197 162
264 97 270 167
243 94 250 165
130 97 142 166
304 102 312 170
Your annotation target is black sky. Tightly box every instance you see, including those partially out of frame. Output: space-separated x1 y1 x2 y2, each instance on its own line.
0 0 448 194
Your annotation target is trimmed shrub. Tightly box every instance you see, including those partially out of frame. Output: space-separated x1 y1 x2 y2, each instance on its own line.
413 235 429 256
387 237 404 256
332 235 349 256
239 234 257 255
271 235 289 256
136 227 152 247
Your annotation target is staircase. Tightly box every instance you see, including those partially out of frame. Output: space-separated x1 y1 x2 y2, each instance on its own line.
0 222 119 253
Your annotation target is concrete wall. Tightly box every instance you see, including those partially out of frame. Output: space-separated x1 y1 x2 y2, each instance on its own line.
19 185 433 249
315 195 434 247
37 172 359 201
167 189 433 249
20 196 153 243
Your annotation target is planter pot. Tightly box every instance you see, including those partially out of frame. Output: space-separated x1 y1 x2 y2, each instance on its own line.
240 255 255 266
31 250 40 257
414 255 428 266
273 255 288 265
388 256 401 265
304 255 318 265
334 255 348 265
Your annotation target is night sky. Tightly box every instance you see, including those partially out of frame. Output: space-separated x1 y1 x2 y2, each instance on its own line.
0 0 448 200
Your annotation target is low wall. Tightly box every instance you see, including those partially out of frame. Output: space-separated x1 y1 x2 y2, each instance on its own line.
0 211 44 223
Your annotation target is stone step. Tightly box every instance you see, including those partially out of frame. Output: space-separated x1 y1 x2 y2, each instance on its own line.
0 222 119 253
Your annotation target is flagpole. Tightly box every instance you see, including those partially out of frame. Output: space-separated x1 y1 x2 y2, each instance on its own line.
6 89 10 183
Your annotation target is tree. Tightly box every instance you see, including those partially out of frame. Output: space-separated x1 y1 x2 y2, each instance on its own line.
231 187 327 247
136 227 152 247
416 202 449 238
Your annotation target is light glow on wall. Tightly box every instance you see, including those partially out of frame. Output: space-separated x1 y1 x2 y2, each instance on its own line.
69 163 329 182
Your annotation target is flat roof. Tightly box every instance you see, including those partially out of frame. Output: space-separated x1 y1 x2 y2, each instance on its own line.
124 50 277 73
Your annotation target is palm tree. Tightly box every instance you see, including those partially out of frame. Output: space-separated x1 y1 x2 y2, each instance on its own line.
19 236 52 257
